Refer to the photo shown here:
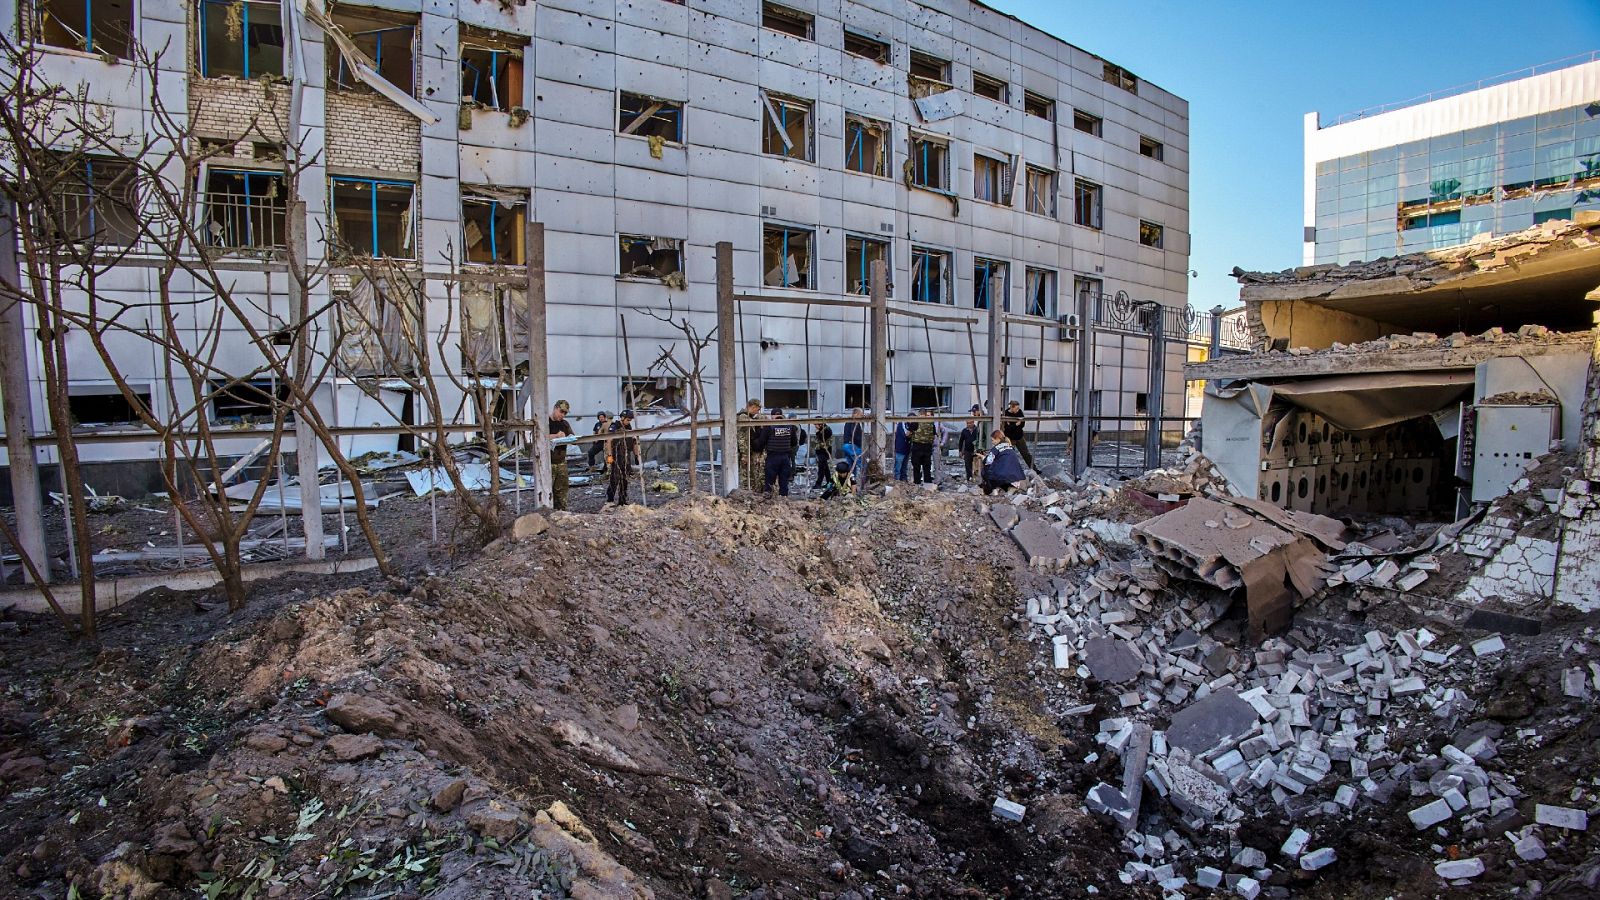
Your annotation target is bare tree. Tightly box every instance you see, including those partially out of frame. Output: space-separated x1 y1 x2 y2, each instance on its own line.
639 299 718 494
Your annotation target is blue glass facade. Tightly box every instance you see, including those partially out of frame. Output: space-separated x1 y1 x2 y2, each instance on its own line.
1312 103 1600 264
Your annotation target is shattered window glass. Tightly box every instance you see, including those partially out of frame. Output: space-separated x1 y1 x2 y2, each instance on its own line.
461 190 527 265
845 235 889 295
618 234 685 284
762 224 813 289
618 92 684 142
199 0 284 79
35 0 133 57
845 114 888 176
762 93 813 161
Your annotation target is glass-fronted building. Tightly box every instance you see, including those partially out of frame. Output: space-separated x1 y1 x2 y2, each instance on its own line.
1304 55 1600 265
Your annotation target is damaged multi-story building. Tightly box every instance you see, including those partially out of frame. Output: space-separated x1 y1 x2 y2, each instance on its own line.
0 0 1192 490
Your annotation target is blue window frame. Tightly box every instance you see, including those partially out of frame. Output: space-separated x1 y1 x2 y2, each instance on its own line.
845 235 889 295
911 135 949 190
911 247 950 304
199 0 284 79
463 194 526 264
204 169 286 249
330 20 415 94
845 115 887 176
974 258 1005 310
461 43 522 110
36 0 133 57
331 177 414 258
762 224 813 288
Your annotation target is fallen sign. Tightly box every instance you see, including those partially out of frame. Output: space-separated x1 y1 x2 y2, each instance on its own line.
1132 496 1346 635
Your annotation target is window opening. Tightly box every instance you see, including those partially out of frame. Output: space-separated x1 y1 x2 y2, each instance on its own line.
204 169 286 250
210 379 292 423
844 383 873 409
845 234 889 295
844 114 888 176
68 387 148 427
1072 109 1102 137
908 50 951 97
910 385 951 410
46 155 138 247
328 7 415 95
618 234 685 282
1023 389 1056 412
844 30 889 63
1074 178 1103 229
974 258 1006 310
623 377 684 412
1139 220 1164 248
974 154 1007 203
1102 61 1138 93
461 189 527 264
331 177 415 258
910 134 949 191
618 92 684 141
35 0 133 57
1139 136 1164 161
911 246 951 305
1024 267 1056 318
460 29 525 110
761 92 813 161
1026 165 1055 217
1135 392 1149 415
761 2 813 39
971 71 1007 102
1023 91 1053 120
763 387 817 410
762 224 813 288
199 0 284 79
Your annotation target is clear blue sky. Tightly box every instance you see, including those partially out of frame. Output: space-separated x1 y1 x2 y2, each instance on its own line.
984 0 1600 309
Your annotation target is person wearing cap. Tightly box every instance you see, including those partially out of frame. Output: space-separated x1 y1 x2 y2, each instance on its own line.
606 409 641 505
753 408 800 496
958 416 981 481
1002 399 1034 470
737 398 764 491
549 400 576 510
587 411 612 472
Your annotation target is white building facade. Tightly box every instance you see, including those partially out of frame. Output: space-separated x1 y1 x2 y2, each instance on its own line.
2 0 1190 486
1304 54 1600 266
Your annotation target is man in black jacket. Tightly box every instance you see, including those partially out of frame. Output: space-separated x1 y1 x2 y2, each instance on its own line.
754 410 800 496
1002 399 1034 469
810 421 833 490
958 418 980 480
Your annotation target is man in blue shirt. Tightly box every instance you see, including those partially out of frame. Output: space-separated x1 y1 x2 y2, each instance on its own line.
893 418 912 482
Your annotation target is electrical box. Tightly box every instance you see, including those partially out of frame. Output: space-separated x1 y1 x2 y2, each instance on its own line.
1469 404 1558 503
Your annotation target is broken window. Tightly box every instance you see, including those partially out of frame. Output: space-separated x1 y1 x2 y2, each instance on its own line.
618 92 684 142
762 224 813 288
844 383 873 409
461 188 527 265
1139 220 1165 249
974 154 1007 204
199 0 284 79
460 283 526 375
210 379 291 424
971 71 1007 103
1023 389 1056 412
327 6 415 95
1102 61 1138 94
1073 178 1103 230
761 2 812 39
761 92 813 161
203 169 286 250
623 376 682 412
1135 392 1149 415
1139 136 1165 161
460 28 525 110
34 0 133 57
844 30 889 63
763 387 816 411
844 234 889 295
910 246 951 305
618 234 684 281
910 385 951 410
1023 91 1054 120
974 258 1006 310
1025 165 1055 217
1024 267 1056 318
68 386 148 428
1073 109 1102 137
336 276 419 377
331 176 414 258
44 154 138 247
909 50 949 82
910 134 949 191
844 114 888 176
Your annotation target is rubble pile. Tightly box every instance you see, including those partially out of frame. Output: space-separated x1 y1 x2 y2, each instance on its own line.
1266 323 1591 358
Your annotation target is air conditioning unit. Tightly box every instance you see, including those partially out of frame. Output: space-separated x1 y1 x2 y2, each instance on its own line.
1057 313 1080 341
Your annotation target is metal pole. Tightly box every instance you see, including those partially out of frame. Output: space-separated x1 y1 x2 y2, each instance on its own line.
1145 306 1164 470
526 220 552 509
287 199 325 560
869 259 889 483
715 242 738 494
985 266 1003 437
1209 304 1224 358
0 198 49 582
1073 288 1096 475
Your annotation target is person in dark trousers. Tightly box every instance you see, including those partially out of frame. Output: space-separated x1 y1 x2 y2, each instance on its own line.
909 414 936 485
892 418 912 481
841 408 866 485
587 411 612 472
1002 400 1034 469
821 460 855 499
606 410 640 505
548 400 576 510
981 428 1027 495
958 418 981 480
754 409 800 496
811 421 834 489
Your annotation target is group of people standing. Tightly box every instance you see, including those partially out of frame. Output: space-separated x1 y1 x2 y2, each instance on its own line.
545 401 643 511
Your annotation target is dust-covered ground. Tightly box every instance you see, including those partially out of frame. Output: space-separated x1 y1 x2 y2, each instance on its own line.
1 489 1597 899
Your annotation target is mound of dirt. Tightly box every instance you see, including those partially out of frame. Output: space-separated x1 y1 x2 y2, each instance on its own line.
0 495 1135 898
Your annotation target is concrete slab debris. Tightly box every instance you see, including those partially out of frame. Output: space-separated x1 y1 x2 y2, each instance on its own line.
1534 803 1588 830
991 797 1026 822
1433 857 1484 879
1165 688 1258 755
1299 847 1336 870
1083 637 1144 684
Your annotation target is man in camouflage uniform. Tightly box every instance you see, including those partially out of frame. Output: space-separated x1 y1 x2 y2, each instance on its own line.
549 399 575 510
737 398 764 491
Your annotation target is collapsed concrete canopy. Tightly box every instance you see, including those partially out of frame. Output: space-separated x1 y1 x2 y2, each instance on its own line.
1249 370 1474 432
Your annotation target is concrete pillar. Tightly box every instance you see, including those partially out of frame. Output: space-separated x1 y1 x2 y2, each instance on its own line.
1072 287 1096 475
0 199 49 582
869 260 888 479
986 270 1003 436
526 220 552 509
716 242 737 494
287 200 325 559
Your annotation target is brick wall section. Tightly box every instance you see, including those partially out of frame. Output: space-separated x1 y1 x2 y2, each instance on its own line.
188 78 290 144
326 91 421 174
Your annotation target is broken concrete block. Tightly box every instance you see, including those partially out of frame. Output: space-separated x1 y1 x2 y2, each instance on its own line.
1195 866 1223 889
1514 834 1547 861
1396 569 1429 591
1234 875 1261 899
1165 689 1258 755
990 504 1020 531
992 797 1026 822
1232 847 1268 869
1433 858 1484 879
1409 798 1454 829
1470 635 1506 657
1281 828 1311 858
1084 637 1144 684
1300 847 1336 870
1563 667 1589 699
1535 803 1588 830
